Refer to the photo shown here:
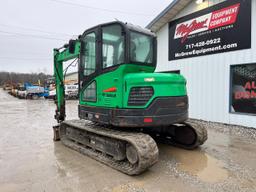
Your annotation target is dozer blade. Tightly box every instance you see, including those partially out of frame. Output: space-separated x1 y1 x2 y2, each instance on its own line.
59 119 159 175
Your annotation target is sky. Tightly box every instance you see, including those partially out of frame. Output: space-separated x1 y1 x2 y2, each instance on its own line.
0 0 172 74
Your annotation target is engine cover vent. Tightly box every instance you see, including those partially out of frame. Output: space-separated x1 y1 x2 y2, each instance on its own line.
128 86 154 106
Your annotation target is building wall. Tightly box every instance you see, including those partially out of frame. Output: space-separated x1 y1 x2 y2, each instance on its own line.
65 72 78 83
156 0 256 128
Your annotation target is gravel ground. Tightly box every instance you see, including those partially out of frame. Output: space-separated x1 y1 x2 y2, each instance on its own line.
0 88 256 192
192 119 256 140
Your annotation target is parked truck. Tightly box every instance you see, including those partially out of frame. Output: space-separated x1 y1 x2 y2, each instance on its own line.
17 83 49 99
47 84 78 100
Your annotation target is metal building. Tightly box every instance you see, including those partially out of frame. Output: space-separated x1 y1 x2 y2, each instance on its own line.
147 0 256 128
64 72 78 84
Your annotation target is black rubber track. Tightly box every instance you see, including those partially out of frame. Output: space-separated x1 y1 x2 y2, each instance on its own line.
60 120 159 175
153 120 208 150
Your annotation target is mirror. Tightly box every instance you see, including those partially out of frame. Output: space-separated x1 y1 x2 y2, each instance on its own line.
69 40 76 54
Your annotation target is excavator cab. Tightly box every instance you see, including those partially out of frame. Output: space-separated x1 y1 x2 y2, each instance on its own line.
53 21 207 175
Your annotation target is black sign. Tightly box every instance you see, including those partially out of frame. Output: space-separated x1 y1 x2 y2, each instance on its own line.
230 64 256 115
169 0 251 60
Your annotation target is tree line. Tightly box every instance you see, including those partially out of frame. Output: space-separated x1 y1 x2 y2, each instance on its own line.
0 71 52 86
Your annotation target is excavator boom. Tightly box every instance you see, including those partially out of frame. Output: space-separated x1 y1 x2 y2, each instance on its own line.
53 41 80 123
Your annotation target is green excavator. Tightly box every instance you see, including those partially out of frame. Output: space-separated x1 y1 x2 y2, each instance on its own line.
53 21 207 175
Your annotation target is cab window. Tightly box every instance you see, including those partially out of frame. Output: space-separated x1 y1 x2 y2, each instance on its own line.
81 33 96 76
130 31 153 64
102 25 125 68
83 81 96 102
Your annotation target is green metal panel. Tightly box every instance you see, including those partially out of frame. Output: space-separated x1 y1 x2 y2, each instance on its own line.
123 72 187 108
79 64 186 109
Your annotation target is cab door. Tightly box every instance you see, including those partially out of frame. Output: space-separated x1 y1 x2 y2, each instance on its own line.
79 29 99 104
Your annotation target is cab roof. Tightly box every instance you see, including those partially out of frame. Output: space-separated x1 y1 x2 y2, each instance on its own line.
82 21 156 37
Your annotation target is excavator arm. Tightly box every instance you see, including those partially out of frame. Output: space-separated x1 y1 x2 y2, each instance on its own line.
53 40 81 140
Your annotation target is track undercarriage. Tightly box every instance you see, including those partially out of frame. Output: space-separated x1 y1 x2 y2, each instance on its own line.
54 119 207 175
